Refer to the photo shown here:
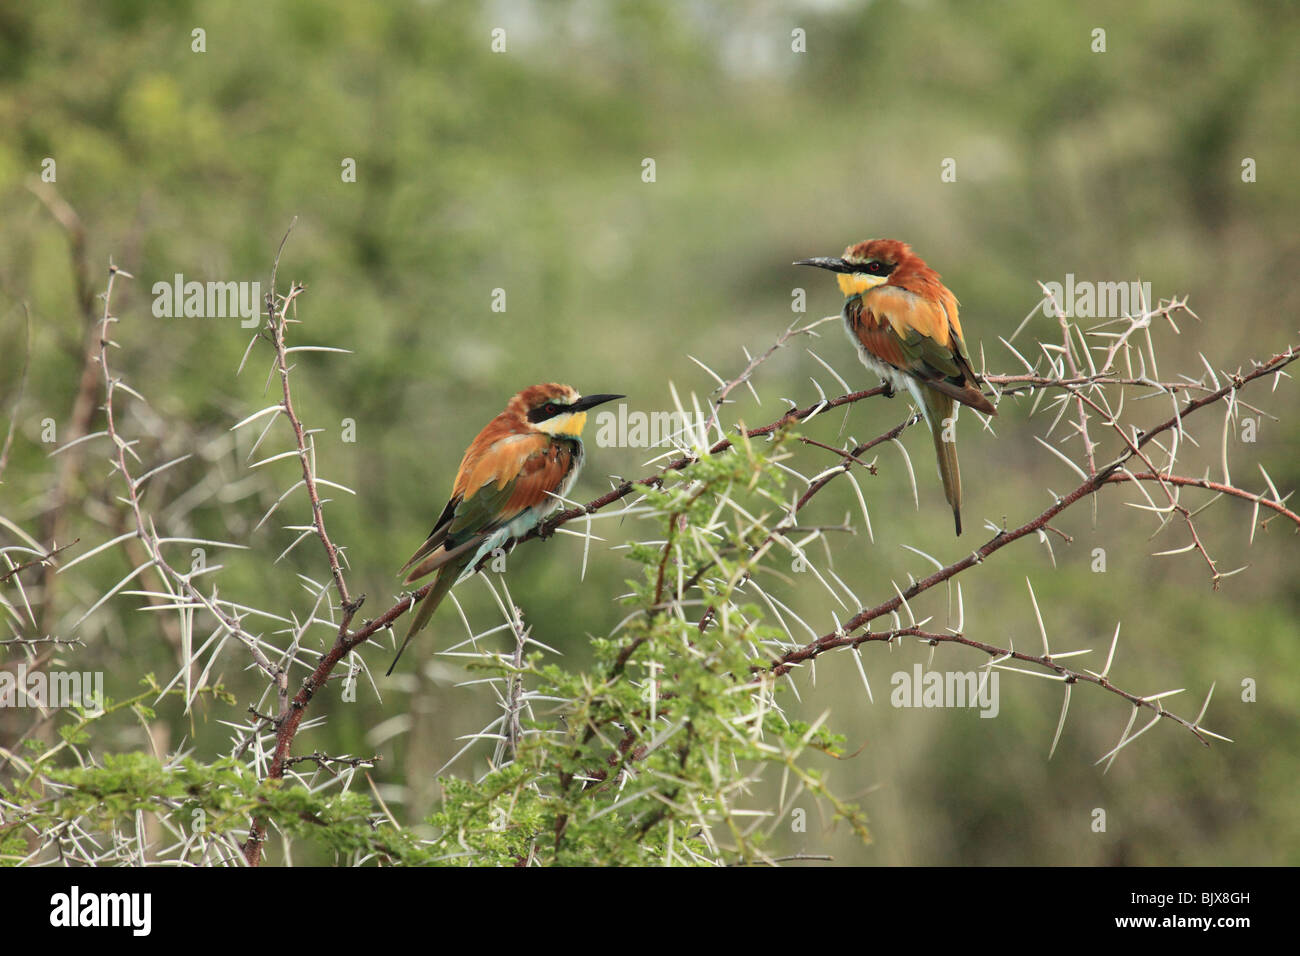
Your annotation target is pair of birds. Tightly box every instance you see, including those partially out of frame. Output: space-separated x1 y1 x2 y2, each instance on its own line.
387 239 996 673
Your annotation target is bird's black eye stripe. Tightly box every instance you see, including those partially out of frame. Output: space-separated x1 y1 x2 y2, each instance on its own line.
527 401 566 423
864 260 894 275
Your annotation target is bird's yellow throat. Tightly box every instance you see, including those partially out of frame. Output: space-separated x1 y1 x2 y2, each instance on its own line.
535 410 588 438
836 272 889 297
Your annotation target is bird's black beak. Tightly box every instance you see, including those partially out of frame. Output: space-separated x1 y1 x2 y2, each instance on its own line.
793 256 855 274
572 393 625 413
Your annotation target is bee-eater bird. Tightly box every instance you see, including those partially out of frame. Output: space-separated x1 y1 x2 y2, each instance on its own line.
387 383 624 674
796 239 996 536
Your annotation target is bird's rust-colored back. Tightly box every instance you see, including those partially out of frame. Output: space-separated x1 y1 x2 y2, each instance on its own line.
837 240 965 350
387 382 614 674
452 383 582 500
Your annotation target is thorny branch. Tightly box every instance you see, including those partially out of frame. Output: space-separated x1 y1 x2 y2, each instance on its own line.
94 266 279 684
268 282 353 617
696 313 840 436
769 625 1225 750
768 344 1298 739
0 542 77 587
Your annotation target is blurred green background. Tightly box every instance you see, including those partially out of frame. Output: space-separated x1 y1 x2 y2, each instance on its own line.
1 0 1297 864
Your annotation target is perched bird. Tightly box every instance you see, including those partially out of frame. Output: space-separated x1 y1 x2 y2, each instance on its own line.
387 383 623 674
796 239 995 535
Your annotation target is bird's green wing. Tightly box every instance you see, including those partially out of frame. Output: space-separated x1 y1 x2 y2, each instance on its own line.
402 434 577 584
853 286 995 414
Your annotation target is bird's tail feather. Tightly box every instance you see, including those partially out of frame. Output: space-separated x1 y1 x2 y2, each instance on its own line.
402 535 481 584
922 390 963 536
387 565 459 676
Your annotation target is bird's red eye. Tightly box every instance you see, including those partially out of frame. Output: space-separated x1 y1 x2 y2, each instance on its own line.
866 261 882 274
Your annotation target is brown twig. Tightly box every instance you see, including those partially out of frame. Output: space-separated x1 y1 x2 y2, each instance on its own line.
1107 472 1299 527
0 541 78 587
697 313 842 437
29 185 103 637
766 626 1219 746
